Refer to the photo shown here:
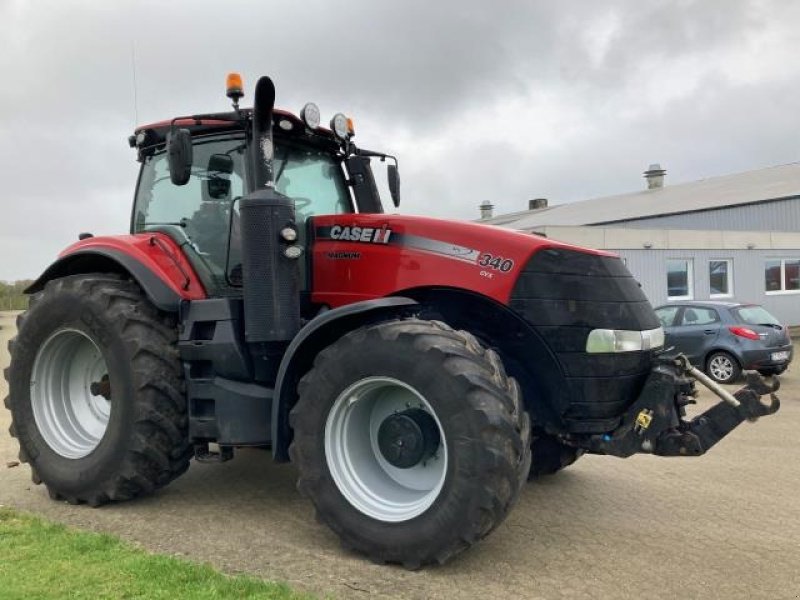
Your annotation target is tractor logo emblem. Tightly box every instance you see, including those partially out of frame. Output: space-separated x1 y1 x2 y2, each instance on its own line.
329 224 392 244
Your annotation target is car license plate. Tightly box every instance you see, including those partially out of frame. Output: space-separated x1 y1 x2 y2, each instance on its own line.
771 351 790 361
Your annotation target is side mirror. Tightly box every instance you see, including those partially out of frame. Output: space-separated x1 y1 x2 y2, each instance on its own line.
208 153 234 175
205 153 233 200
166 128 193 185
387 163 400 208
207 176 231 200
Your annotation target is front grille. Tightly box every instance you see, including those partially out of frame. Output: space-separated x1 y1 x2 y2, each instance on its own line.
510 247 659 431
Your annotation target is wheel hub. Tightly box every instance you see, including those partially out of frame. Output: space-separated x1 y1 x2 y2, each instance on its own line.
324 376 448 522
90 375 112 400
377 408 440 469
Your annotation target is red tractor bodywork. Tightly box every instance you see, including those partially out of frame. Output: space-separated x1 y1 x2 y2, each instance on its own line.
59 234 207 301
53 214 612 312
311 213 612 307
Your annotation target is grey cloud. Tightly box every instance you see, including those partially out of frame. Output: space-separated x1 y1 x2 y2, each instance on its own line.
1 0 799 279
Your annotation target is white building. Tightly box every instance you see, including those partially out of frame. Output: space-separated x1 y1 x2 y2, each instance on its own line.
482 163 800 325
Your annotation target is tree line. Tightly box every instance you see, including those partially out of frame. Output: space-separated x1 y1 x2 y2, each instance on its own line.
0 281 33 311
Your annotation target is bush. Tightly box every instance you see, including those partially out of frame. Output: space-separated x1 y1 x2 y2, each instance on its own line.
0 280 33 311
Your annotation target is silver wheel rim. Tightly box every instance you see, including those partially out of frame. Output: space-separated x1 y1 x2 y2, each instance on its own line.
709 355 734 382
324 376 448 523
30 329 111 459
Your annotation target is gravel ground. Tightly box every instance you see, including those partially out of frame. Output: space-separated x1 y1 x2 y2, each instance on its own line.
2 310 799 599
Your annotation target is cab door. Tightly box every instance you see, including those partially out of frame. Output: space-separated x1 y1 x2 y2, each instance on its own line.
271 141 354 293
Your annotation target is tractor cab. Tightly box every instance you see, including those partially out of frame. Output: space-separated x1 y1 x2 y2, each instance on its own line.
128 76 397 295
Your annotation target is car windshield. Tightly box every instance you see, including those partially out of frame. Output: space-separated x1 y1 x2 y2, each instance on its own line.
734 305 781 326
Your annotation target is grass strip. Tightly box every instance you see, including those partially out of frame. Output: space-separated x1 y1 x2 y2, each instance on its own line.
0 506 311 599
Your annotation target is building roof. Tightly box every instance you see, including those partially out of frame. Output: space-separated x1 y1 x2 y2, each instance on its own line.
484 162 800 230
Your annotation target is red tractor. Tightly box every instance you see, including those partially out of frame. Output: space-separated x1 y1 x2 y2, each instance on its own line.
4 75 779 567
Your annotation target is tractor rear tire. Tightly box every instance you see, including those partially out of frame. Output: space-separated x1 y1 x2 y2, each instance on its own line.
3 274 190 506
528 431 583 479
289 319 531 568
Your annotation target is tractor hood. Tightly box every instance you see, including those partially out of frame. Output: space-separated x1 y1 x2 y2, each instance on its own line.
310 213 615 307
311 212 661 434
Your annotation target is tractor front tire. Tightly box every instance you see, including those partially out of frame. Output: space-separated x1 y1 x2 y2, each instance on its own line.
289 319 531 567
3 274 190 506
528 431 583 479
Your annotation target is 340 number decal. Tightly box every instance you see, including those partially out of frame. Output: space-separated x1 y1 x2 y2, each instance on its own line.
478 253 515 272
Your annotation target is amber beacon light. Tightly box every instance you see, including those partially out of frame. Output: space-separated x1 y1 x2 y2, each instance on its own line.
226 72 244 103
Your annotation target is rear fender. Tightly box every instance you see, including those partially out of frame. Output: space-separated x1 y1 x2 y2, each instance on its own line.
272 296 418 461
26 234 206 312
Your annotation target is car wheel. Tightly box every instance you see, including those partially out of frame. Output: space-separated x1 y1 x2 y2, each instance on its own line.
706 351 741 384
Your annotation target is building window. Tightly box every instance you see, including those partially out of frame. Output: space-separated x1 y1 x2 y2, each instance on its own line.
709 259 733 297
667 259 693 300
765 258 800 294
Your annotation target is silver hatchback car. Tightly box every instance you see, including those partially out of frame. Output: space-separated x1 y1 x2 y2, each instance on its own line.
654 301 793 384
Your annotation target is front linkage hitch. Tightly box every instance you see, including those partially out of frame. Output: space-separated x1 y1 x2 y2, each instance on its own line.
583 354 780 458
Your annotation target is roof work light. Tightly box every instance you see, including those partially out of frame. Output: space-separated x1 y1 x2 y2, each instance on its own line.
300 102 321 129
331 113 349 140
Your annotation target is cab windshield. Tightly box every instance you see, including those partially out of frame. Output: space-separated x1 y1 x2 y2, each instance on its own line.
132 135 351 290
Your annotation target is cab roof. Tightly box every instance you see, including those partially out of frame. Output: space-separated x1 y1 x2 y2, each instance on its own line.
130 108 337 157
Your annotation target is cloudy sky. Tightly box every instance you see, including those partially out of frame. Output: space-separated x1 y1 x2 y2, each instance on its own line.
1 0 799 280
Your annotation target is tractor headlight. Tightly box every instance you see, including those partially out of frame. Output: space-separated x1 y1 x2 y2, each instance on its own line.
330 113 349 140
280 226 298 242
300 102 320 129
586 327 664 353
284 245 304 259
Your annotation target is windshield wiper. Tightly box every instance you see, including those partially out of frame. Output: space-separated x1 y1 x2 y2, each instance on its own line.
143 218 188 228
274 146 291 184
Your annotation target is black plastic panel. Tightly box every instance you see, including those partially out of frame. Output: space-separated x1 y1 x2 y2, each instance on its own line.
187 377 272 445
179 298 252 381
557 352 653 378
510 248 659 431
240 189 301 343
512 271 647 302
180 298 273 445
509 298 658 329
522 247 632 277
